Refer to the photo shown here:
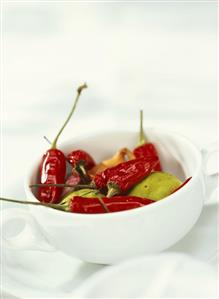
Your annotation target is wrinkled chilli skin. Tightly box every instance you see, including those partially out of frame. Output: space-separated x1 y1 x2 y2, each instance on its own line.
94 157 156 193
133 143 162 171
38 149 66 203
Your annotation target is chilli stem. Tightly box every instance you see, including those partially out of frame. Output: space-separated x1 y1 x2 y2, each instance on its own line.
51 83 87 149
76 164 91 184
97 196 110 213
0 197 66 211
106 182 120 198
138 110 147 146
29 183 93 189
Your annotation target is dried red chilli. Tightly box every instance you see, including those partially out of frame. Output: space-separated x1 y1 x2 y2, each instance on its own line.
67 150 95 170
133 110 162 171
38 150 66 203
70 196 155 214
94 157 157 197
67 149 95 183
38 83 87 203
134 144 161 171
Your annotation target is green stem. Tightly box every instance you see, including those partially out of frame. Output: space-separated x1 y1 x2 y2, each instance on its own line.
78 164 87 177
138 109 148 146
106 182 120 198
0 194 110 214
97 196 110 213
76 163 91 184
0 197 66 211
106 188 118 198
51 83 87 149
29 183 93 189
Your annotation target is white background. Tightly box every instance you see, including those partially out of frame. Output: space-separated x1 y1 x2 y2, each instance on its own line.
1 1 218 298
2 2 217 199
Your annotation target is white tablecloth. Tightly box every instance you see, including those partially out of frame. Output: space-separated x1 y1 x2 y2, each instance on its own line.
1 2 218 298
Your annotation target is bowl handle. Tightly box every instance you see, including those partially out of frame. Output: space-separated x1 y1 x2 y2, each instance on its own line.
202 142 219 201
1 208 55 252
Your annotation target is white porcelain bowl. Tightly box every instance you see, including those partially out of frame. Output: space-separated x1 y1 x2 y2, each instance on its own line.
2 129 216 264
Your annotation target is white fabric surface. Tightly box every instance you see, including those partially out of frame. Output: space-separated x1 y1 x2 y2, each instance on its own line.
1 3 218 298
73 253 218 298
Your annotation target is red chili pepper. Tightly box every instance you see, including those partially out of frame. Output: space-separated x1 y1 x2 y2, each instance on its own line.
67 150 95 183
134 143 161 171
38 149 66 203
67 150 95 170
133 110 162 171
172 177 192 194
38 83 87 203
70 195 155 214
94 157 157 197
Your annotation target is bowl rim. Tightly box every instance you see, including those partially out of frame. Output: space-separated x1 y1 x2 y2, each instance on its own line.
24 128 203 219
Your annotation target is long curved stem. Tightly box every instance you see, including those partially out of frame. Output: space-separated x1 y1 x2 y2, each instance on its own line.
0 195 109 213
0 197 66 211
51 83 87 149
29 183 93 188
138 110 148 146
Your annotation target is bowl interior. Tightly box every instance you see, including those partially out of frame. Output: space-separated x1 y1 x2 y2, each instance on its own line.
28 129 201 201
